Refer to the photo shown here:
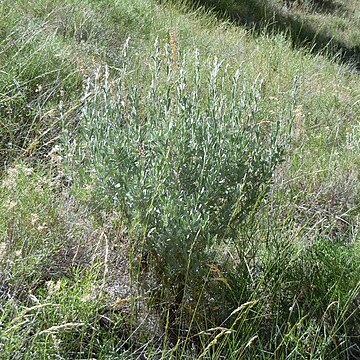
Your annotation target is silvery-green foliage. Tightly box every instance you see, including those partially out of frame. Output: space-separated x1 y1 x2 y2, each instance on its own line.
74 40 292 286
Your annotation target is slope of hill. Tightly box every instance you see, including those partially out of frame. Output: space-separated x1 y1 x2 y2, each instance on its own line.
194 0 360 69
0 0 359 358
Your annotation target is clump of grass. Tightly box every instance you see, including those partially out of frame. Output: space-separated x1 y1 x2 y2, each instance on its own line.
0 164 138 359
0 162 102 297
0 270 129 359
0 47 80 165
0 3 84 166
203 235 360 359
0 164 65 292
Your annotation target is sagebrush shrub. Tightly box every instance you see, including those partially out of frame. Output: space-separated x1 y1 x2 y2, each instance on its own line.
73 40 293 300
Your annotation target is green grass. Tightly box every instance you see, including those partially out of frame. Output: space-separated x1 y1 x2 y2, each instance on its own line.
191 0 360 69
1 0 360 358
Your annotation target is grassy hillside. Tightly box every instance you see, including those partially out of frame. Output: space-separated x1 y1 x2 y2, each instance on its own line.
194 0 360 69
1 0 360 358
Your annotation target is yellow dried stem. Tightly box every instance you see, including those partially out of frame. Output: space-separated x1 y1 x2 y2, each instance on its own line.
169 30 178 70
